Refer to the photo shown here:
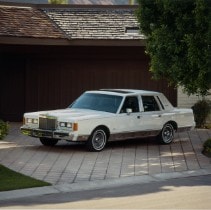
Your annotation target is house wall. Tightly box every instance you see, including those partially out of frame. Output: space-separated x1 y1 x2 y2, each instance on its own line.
0 45 177 121
177 86 211 123
177 86 211 108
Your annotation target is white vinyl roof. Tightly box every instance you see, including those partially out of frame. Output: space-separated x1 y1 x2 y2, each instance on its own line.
87 89 161 96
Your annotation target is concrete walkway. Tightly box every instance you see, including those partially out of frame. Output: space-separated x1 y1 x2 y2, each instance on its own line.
0 123 211 200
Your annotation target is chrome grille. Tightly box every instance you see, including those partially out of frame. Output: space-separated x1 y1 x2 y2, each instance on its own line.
39 117 56 130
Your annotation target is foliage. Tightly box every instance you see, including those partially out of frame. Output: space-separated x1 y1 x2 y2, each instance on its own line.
0 120 9 140
136 0 211 96
129 0 137 5
0 164 51 192
192 100 211 127
203 138 211 154
48 0 68 4
205 123 211 129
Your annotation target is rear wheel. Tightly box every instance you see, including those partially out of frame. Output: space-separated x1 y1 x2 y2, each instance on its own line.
158 123 174 144
39 138 58 146
86 128 107 152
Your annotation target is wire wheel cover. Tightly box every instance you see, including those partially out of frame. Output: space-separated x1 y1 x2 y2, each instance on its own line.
92 130 107 151
162 124 174 143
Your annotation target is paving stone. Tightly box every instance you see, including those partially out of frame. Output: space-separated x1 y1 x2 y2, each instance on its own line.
170 139 188 172
148 144 162 174
160 144 174 173
0 123 210 185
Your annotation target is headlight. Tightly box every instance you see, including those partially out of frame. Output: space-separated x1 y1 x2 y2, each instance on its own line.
59 122 75 129
59 122 66 127
59 122 72 128
66 123 72 128
27 118 32 123
26 118 38 124
33 119 38 124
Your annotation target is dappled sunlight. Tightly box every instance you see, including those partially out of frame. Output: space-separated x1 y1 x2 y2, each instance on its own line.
160 152 172 157
179 137 190 143
0 141 18 149
0 123 210 185
0 141 36 149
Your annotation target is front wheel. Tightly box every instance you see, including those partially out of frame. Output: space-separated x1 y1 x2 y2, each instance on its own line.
86 128 107 152
158 123 175 144
40 138 58 146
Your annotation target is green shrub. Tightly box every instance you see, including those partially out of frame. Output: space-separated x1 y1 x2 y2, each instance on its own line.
0 120 9 140
192 100 211 128
203 138 211 154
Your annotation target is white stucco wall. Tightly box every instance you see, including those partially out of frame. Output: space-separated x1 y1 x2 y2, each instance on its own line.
177 87 211 123
177 86 211 108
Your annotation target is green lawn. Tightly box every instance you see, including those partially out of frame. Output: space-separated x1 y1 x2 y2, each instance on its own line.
0 164 51 192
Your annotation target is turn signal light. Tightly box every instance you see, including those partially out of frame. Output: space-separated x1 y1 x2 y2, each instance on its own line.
73 123 78 131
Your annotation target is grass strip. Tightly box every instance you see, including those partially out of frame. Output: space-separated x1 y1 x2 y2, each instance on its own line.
0 164 51 192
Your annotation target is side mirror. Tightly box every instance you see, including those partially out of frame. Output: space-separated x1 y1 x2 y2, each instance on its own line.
126 108 132 115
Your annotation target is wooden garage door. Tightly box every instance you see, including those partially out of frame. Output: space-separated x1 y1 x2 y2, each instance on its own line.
0 56 25 121
0 46 177 121
25 54 176 112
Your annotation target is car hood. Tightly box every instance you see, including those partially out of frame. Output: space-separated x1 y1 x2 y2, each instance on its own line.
24 108 115 121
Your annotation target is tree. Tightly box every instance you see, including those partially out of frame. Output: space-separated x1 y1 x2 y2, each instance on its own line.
136 0 211 96
129 0 137 5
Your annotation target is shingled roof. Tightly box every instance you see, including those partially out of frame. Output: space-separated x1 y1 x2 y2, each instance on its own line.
0 3 145 46
44 6 144 40
0 5 66 39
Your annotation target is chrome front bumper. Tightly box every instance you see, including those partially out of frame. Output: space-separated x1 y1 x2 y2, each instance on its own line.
20 126 88 141
20 126 74 140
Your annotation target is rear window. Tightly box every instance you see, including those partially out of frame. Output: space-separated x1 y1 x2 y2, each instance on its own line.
142 96 160 112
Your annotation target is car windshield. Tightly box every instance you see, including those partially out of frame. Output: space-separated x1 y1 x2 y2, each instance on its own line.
69 93 123 113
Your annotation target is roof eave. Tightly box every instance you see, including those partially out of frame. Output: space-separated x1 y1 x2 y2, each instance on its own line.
0 36 146 46
0 36 68 46
67 39 146 47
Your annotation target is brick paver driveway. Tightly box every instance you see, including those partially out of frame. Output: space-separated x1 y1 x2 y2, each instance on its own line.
0 123 210 185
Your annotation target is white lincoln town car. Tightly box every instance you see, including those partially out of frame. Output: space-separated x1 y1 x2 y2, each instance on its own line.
21 89 195 151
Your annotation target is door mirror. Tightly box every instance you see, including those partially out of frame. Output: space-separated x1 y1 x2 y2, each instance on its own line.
126 108 132 115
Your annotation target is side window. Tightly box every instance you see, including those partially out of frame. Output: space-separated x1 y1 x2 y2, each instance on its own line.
157 96 165 110
120 96 140 113
142 96 160 112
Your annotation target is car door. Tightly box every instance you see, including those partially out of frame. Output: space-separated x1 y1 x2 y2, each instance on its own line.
139 95 164 135
112 96 143 140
